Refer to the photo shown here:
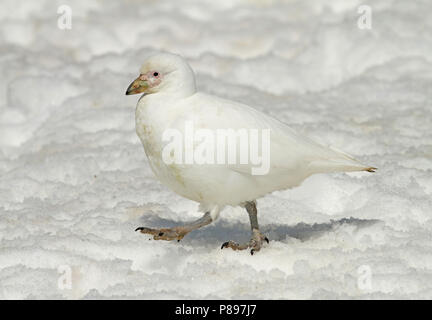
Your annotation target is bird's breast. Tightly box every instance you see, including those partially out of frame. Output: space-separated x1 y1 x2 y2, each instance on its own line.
135 100 198 199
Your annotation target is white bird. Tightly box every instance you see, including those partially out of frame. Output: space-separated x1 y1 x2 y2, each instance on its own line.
126 52 375 254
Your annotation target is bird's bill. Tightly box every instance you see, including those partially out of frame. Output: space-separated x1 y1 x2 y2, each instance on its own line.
125 76 149 95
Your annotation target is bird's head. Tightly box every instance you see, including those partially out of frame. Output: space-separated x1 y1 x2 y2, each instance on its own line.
125 52 196 97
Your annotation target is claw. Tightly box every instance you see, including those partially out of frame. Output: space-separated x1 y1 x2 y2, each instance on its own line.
136 226 188 241
265 237 269 244
221 241 229 249
250 249 255 255
135 227 155 234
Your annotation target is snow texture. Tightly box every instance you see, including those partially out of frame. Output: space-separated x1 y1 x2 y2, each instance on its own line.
0 0 431 299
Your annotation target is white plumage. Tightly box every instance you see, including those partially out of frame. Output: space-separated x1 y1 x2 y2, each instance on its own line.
127 52 375 253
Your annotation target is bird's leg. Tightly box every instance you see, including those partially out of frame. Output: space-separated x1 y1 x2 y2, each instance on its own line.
136 211 213 241
221 201 269 255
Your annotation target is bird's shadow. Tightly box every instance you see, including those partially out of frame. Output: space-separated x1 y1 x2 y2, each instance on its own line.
137 213 381 244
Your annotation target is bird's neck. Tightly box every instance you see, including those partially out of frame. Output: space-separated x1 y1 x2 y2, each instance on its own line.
136 91 193 125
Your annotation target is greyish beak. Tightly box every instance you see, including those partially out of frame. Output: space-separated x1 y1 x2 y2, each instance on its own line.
125 75 149 95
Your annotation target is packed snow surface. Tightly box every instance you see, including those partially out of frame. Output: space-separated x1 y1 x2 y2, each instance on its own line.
1 0 431 299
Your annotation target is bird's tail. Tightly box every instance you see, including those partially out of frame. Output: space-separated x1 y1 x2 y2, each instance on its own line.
308 146 377 174
309 159 377 174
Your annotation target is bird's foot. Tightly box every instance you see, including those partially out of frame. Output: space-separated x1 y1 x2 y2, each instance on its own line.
135 226 187 241
221 229 269 255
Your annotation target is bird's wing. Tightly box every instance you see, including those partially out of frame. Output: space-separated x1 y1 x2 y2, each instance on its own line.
172 92 374 177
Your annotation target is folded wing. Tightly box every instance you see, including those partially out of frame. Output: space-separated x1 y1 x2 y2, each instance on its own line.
175 92 375 180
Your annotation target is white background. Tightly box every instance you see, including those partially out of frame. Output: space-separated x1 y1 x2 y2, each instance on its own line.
0 0 431 299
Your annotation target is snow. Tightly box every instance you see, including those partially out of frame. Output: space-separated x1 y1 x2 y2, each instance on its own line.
0 0 431 299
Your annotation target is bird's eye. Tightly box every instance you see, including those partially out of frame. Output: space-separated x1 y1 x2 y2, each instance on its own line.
153 72 159 77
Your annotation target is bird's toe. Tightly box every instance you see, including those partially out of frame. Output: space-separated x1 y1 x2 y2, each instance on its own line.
221 232 269 254
135 226 185 241
221 240 239 250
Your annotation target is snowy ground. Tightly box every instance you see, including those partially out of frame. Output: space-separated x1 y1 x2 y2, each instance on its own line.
1 0 432 299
